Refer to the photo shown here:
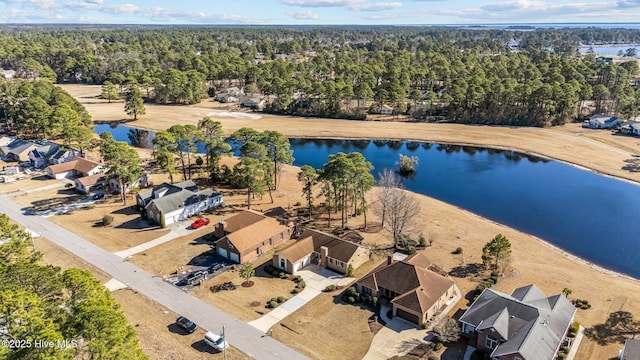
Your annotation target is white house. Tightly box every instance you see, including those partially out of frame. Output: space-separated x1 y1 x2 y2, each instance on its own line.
379 104 394 115
3 165 19 175
74 173 106 194
589 114 623 129
137 181 224 227
45 157 104 179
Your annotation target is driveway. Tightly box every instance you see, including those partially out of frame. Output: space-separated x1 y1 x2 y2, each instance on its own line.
1 195 309 360
362 284 461 360
248 264 354 332
114 221 200 258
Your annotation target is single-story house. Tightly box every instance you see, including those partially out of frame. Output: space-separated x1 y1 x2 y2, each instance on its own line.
29 140 80 168
216 93 239 103
621 339 640 360
108 172 150 194
45 157 104 179
74 173 106 194
379 104 394 115
355 252 456 327
140 181 224 227
459 284 576 360
273 228 369 274
240 96 265 109
589 114 623 129
0 136 14 147
0 139 36 162
620 122 640 136
214 209 293 264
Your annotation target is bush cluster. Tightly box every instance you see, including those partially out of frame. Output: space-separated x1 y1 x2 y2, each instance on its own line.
341 286 378 307
473 273 500 298
572 299 591 310
569 321 580 337
324 284 337 292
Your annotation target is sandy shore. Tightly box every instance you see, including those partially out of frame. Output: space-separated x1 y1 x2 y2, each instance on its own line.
59 84 640 358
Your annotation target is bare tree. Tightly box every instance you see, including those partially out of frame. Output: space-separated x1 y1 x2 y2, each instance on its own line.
433 318 461 344
375 168 402 227
374 169 421 247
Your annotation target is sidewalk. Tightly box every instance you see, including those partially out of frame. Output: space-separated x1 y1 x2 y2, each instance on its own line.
248 265 353 333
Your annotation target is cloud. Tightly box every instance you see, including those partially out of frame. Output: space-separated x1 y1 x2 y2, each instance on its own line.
286 9 319 19
617 0 640 7
281 0 364 7
61 1 259 23
349 2 402 11
0 0 57 9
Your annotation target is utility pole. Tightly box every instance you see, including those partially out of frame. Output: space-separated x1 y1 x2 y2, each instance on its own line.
223 325 227 360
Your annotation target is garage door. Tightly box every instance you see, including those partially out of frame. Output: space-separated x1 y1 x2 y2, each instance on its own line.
218 248 228 258
230 252 240 263
302 255 311 267
396 308 420 325
293 261 302 273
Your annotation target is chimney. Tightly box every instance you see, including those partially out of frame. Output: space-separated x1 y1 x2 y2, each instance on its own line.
319 246 328 266
215 220 226 239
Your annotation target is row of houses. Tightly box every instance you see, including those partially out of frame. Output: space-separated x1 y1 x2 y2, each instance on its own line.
0 136 80 165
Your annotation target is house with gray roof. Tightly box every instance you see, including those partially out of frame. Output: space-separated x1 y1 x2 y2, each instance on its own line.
588 114 623 129
620 339 640 360
137 180 224 227
29 140 81 168
0 139 37 162
459 284 576 360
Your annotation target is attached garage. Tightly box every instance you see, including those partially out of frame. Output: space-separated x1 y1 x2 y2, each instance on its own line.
218 248 228 258
230 252 240 263
396 308 420 325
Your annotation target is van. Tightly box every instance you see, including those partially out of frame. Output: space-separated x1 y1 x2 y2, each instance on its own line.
204 331 228 352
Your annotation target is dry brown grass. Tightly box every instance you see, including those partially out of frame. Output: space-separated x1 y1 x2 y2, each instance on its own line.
13 187 83 209
0 174 61 195
33 237 111 283
271 292 375 360
190 265 299 322
48 196 170 252
112 290 251 360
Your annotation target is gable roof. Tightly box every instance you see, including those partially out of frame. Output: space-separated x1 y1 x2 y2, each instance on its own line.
137 180 197 203
148 187 221 215
76 173 106 187
459 285 576 360
216 210 289 253
357 252 454 316
277 228 364 264
2 139 35 156
622 339 640 360
31 139 61 159
46 157 102 175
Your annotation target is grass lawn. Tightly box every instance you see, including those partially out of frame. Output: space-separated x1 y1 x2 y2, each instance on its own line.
13 187 85 209
271 292 375 360
0 174 61 194
190 263 300 322
49 195 170 252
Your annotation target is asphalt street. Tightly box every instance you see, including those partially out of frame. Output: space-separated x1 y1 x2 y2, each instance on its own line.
1 195 309 360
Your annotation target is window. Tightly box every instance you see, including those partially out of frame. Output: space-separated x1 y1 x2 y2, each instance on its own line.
336 260 343 267
280 258 286 269
362 287 372 295
485 336 498 350
328 258 333 264
280 233 284 240
269 238 272 245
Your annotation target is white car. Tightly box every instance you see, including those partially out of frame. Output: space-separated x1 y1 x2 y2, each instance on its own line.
204 331 228 352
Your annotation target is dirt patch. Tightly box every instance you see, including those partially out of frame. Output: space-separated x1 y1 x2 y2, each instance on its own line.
272 292 374 360
241 281 255 288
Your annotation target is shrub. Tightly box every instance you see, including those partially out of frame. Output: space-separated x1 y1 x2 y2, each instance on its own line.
276 296 284 303
485 278 495 285
561 346 570 354
325 284 336 292
453 247 463 254
291 287 300 294
268 301 278 308
570 321 580 333
573 299 591 310
419 234 427 247
294 201 302 206
433 342 443 351
557 353 567 360
346 296 356 304
293 275 303 283
279 272 288 279
298 281 306 288
270 269 280 277
490 275 499 284
102 214 114 226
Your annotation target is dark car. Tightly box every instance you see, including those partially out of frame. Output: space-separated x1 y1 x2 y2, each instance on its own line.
175 316 197 333
92 193 105 200
185 270 208 285
190 218 210 229
207 263 225 274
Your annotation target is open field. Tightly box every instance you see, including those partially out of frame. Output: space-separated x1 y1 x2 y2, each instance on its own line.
48 196 170 252
271 292 375 360
0 174 61 195
56 83 640 359
61 84 640 185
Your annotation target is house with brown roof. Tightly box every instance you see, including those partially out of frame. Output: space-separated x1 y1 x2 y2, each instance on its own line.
272 228 369 274
74 173 106 194
214 210 294 264
45 157 104 179
355 252 457 327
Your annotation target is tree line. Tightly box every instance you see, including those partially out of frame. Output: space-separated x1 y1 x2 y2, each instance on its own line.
1 26 639 126
0 213 148 360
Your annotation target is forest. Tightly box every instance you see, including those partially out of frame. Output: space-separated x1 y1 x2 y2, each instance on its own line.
0 25 639 127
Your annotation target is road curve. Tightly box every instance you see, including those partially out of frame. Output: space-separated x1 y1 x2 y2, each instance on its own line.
1 195 309 360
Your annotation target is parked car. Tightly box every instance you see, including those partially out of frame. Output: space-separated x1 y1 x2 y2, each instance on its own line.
185 270 208 285
204 331 228 352
207 263 225 274
92 193 105 200
175 316 198 333
190 218 210 229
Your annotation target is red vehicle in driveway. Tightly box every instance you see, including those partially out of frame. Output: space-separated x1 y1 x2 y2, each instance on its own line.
190 218 210 229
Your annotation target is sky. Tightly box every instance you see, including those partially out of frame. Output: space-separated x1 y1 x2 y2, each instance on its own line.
0 0 639 25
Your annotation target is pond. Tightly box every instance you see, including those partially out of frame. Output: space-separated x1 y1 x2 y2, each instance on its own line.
95 124 640 279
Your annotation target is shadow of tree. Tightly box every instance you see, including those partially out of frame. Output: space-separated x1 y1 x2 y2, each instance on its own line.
448 263 484 278
396 338 425 354
28 194 86 212
584 311 640 346
622 158 640 173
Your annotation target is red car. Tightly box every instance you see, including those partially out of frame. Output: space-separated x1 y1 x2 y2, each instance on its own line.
190 218 210 229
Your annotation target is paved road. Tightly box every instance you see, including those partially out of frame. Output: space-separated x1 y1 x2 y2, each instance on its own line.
1 196 309 360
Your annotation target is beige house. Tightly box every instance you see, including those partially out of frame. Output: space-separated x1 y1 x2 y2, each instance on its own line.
45 157 104 179
355 252 456 327
214 210 293 264
273 228 370 274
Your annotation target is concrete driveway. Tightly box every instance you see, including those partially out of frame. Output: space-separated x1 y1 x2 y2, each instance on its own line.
248 264 354 332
